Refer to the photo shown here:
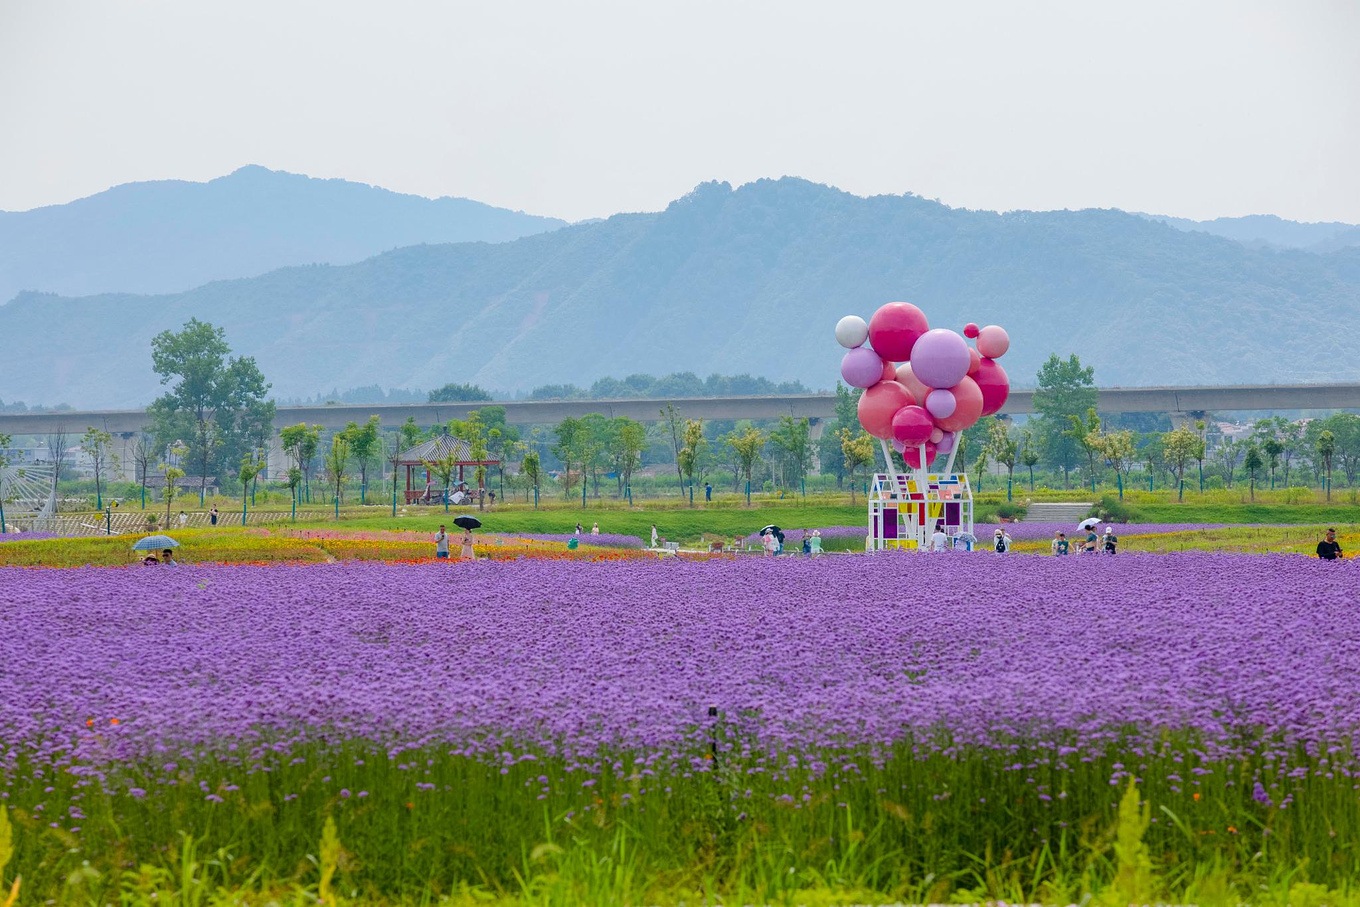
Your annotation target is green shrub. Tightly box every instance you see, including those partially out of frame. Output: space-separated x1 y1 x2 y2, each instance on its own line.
1093 493 1138 523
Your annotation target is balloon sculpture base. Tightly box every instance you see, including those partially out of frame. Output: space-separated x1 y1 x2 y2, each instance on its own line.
867 472 974 552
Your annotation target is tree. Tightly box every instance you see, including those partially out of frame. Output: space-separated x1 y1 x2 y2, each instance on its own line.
1316 429 1336 501
985 418 1019 500
1065 408 1103 492
455 411 491 509
676 419 707 506
280 424 323 501
399 417 423 452
1162 425 1200 502
160 441 188 526
727 425 766 504
131 432 156 506
1260 434 1283 490
150 319 272 504
1215 436 1240 487
605 417 647 497
768 415 814 494
838 428 873 505
1032 353 1097 489
238 452 266 518
818 384 861 489
552 417 585 499
346 416 382 503
1101 429 1137 499
1321 413 1360 488
578 413 610 499
323 431 352 504
521 450 542 507
80 426 117 510
427 383 492 403
1243 443 1263 502
660 402 685 492
1019 428 1040 491
1192 420 1209 492
1275 418 1303 487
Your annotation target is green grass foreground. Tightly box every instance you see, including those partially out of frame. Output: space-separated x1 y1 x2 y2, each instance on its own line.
5 743 1360 906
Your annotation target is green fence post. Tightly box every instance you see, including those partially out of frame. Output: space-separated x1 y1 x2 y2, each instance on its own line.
334 496 339 520
391 487 397 518
242 497 248 527
745 480 751 506
141 485 146 509
1199 463 1204 494
626 485 632 506
1149 473 1153 492
533 485 539 510
292 496 296 522
105 508 112 535
96 488 102 511
0 498 6 534
801 477 806 499
582 480 587 509
689 484 694 506
361 482 366 506
1007 476 1012 502
1117 473 1123 500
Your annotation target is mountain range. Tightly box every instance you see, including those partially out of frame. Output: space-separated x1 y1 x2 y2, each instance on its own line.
0 165 566 306
2 172 1359 409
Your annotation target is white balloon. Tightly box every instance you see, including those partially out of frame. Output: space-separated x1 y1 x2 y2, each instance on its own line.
834 315 869 349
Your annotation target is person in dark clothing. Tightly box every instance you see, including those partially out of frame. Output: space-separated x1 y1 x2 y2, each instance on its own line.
704 482 712 502
1317 528 1343 560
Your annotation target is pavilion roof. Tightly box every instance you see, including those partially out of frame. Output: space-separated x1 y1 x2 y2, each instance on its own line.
396 434 498 466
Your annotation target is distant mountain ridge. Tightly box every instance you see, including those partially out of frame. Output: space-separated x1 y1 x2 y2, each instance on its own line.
0 165 567 305
3 177 1359 410
1139 212 1360 253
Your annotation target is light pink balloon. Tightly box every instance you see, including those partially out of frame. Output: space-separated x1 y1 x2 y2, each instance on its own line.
880 358 898 382
929 427 944 443
967 347 981 377
857 380 914 439
925 388 957 420
976 325 1010 359
936 430 956 453
894 362 932 404
933 376 983 432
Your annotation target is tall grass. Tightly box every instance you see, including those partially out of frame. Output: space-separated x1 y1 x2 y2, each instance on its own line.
7 737 1360 904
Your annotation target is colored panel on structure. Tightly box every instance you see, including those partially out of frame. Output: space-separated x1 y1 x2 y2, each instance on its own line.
884 507 898 539
946 502 960 525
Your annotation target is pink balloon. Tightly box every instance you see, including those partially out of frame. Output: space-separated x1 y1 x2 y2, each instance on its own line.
902 441 938 469
909 329 971 389
967 347 981 377
963 323 980 339
936 430 956 453
975 357 1010 416
929 427 944 443
933 375 983 432
976 324 1010 359
840 346 885 389
894 362 931 404
880 358 898 382
857 380 913 439
925 388 957 420
867 302 930 362
891 404 934 445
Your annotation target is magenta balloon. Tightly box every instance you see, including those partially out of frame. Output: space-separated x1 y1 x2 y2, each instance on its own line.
867 302 930 362
975 357 1010 416
840 346 884 389
976 324 1010 359
934 375 984 432
857 380 913 439
891 404 934 445
935 430 956 453
909 329 971 389
902 441 937 469
925 389 956 420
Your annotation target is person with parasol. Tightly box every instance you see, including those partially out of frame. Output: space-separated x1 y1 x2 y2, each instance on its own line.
453 515 480 559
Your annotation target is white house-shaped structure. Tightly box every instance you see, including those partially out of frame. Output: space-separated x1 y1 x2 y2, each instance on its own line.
867 471 973 551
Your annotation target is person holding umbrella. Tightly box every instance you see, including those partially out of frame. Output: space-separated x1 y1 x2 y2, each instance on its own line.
453 515 481 559
133 534 180 563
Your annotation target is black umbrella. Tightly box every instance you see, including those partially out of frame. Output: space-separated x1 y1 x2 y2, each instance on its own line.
453 515 481 530
760 524 785 543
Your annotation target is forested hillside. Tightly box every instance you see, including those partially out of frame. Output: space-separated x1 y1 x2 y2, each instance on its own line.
4 177 1359 408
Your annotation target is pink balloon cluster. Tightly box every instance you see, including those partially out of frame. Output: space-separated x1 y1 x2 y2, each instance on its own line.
835 303 1011 469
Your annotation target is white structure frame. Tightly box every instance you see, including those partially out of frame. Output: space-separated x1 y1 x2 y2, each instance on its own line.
867 439 973 551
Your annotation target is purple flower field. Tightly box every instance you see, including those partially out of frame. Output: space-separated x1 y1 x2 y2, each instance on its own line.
511 531 645 548
997 521 1233 540
0 530 58 543
4 554 1359 773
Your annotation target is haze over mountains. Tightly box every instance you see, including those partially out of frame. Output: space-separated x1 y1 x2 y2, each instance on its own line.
2 169 1359 409
0 166 567 305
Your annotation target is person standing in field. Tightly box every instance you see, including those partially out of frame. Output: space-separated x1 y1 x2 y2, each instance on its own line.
651 524 659 548
591 522 600 536
1053 532 1070 556
1317 528 1343 560
434 525 449 559
1103 527 1118 554
460 527 475 560
930 522 949 552
705 482 712 502
993 528 1011 553
178 510 188 528
209 506 218 527
761 531 777 557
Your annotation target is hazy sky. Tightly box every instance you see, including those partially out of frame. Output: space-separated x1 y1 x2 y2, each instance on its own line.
2 0 1357 222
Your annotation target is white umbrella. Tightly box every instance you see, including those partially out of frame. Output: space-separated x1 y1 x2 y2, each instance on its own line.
1078 517 1101 530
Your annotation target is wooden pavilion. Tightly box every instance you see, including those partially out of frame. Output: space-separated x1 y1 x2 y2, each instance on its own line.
396 434 500 504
